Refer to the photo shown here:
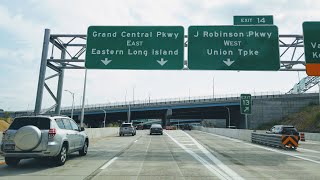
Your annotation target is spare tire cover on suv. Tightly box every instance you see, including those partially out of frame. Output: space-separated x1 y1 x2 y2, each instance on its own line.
14 125 42 151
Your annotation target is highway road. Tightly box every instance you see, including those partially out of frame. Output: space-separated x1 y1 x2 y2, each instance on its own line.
1 130 320 179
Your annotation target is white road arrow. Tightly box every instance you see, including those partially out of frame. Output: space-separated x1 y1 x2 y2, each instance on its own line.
223 58 235 66
101 58 112 66
157 58 168 66
244 107 249 112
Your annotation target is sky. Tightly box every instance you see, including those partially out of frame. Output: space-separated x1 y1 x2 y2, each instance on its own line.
0 0 319 111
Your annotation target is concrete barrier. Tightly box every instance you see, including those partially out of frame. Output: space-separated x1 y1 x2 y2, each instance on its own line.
85 127 119 139
304 132 320 142
193 127 320 142
193 126 253 142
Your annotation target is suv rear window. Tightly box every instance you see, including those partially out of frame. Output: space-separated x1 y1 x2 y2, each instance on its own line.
9 117 50 130
121 124 132 127
282 127 298 134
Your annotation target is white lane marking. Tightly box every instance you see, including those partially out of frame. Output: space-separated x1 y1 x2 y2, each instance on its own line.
165 132 243 180
299 148 320 154
300 141 320 145
195 130 320 165
135 136 152 180
181 131 244 180
134 140 138 143
100 157 118 170
182 144 197 146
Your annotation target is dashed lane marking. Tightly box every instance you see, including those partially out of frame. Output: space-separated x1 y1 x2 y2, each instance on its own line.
100 157 118 170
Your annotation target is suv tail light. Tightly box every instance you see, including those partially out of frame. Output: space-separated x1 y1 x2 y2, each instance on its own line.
48 128 56 139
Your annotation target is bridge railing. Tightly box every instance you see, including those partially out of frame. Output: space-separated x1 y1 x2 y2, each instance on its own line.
59 91 289 112
17 91 318 113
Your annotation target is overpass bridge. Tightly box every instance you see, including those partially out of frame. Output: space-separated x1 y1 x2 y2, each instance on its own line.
13 92 319 129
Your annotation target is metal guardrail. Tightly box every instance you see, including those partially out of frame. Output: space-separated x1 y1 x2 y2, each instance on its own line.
251 132 299 149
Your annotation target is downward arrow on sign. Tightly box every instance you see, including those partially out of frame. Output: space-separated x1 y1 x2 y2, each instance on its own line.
101 58 112 66
223 58 235 66
157 58 168 66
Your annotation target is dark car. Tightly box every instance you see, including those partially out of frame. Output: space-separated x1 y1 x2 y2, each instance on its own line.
183 124 192 131
268 125 300 139
150 124 163 135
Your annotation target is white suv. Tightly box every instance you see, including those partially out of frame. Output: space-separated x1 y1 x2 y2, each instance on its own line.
1 115 89 167
119 123 136 136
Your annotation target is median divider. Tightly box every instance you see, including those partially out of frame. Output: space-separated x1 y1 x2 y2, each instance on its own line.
85 127 119 139
251 132 299 149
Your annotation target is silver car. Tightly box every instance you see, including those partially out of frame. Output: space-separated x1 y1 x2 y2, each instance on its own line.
119 123 136 136
0 115 89 167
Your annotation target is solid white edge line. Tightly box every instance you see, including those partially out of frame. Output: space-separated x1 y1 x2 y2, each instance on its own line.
195 130 320 165
100 157 118 170
165 131 231 180
182 131 245 180
299 147 320 154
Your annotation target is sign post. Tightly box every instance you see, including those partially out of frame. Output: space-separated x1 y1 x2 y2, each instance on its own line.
240 94 252 129
188 25 280 70
303 22 320 76
85 26 184 70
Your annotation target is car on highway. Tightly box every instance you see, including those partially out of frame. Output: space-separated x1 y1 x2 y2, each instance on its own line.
136 124 144 130
150 124 163 135
267 125 300 139
0 115 89 167
119 123 136 136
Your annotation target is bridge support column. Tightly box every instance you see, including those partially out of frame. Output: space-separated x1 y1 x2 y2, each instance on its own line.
161 116 167 128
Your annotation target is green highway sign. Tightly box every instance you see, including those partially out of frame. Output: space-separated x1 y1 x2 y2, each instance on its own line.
303 22 320 76
234 15 273 25
240 94 252 114
188 25 280 70
85 26 184 70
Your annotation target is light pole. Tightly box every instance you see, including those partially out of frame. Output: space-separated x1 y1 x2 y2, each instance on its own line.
132 86 136 104
212 76 215 98
225 106 231 128
102 109 106 128
80 69 88 128
64 90 75 119
318 82 320 106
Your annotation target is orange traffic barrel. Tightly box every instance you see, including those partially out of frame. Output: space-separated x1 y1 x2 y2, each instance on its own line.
300 133 305 141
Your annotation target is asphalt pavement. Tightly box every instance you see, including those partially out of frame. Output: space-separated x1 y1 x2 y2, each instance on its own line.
0 130 320 179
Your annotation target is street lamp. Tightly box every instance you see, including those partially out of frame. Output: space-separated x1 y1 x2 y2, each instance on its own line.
64 90 75 119
102 109 106 128
225 106 231 128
